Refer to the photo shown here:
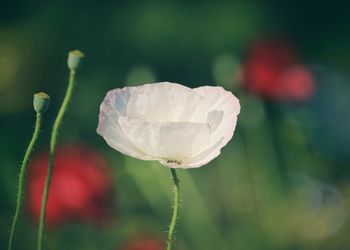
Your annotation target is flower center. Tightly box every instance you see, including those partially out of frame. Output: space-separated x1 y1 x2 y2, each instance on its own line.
166 159 182 165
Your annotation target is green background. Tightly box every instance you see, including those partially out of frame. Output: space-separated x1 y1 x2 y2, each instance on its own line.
1 1 350 249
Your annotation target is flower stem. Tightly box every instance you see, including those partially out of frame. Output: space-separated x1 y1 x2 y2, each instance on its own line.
167 168 180 250
37 70 76 250
8 113 42 250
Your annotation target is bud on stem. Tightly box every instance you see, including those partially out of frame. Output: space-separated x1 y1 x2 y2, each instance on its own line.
33 92 50 114
67 50 84 70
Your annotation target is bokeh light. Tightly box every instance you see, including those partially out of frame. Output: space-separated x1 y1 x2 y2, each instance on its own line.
212 54 241 90
121 236 165 250
125 65 156 86
27 144 113 227
242 39 315 101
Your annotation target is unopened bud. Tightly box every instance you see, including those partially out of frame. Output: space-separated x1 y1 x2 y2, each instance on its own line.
33 92 50 114
67 50 84 70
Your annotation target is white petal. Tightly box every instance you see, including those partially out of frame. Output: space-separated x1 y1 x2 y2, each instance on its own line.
97 83 240 169
178 86 240 168
97 88 153 160
195 86 240 142
118 116 211 162
172 137 224 168
157 121 211 159
126 82 203 122
206 110 224 132
117 116 160 158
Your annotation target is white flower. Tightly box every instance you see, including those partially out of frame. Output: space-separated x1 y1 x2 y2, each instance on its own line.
97 82 240 168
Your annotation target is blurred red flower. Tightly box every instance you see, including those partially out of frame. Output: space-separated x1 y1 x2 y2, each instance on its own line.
121 237 165 250
243 39 314 101
27 144 113 226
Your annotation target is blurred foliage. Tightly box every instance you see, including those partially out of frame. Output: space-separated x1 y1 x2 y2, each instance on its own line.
1 1 350 250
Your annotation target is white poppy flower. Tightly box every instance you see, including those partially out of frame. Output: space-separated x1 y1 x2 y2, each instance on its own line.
97 82 240 169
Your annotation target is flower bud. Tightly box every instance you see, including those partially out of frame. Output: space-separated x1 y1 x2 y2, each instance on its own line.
67 50 84 70
33 92 50 114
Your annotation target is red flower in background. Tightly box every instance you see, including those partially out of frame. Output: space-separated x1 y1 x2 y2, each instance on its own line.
243 39 314 101
27 144 113 226
121 237 165 250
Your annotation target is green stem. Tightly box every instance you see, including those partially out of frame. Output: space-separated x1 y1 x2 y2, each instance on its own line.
8 113 42 250
167 168 180 250
37 70 76 250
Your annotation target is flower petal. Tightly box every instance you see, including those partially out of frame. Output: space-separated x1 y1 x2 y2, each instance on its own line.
177 86 241 168
97 83 240 169
206 110 224 132
165 137 224 168
126 82 203 122
157 121 211 159
195 86 240 143
118 116 212 163
97 88 153 160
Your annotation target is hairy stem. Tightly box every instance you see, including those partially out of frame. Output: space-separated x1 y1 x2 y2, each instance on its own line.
167 168 180 250
8 113 42 250
37 70 76 250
